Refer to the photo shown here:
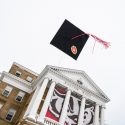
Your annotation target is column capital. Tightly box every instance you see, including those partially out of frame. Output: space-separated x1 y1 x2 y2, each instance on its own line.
40 77 50 85
81 95 86 99
50 80 56 84
44 77 50 80
67 88 72 92
96 103 100 106
67 89 72 94
50 81 56 87
80 95 86 100
102 105 106 109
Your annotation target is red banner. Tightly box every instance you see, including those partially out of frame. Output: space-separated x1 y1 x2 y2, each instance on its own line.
46 85 66 122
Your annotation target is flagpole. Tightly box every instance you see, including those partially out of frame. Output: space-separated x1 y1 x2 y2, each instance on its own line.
57 52 64 67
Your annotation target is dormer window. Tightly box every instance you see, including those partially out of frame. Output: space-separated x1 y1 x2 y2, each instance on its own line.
2 86 13 97
15 71 21 77
15 91 25 102
26 76 33 82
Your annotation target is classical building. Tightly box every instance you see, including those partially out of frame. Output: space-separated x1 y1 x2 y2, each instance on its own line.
0 62 110 125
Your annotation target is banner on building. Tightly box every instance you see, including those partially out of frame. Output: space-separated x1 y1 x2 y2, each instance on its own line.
65 93 81 125
46 85 66 122
83 101 95 125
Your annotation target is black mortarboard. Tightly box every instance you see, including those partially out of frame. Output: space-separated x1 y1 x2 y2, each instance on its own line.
50 19 89 60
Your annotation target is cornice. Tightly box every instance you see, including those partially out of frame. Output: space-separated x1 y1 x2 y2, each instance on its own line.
2 71 33 91
81 71 110 100
13 62 39 76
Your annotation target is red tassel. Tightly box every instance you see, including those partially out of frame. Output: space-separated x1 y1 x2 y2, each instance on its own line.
89 34 110 48
71 33 110 48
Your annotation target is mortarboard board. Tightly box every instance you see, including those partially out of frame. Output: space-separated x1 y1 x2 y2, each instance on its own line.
50 19 110 60
50 19 89 60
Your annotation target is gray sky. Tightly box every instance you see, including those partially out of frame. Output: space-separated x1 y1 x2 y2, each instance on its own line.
0 0 125 124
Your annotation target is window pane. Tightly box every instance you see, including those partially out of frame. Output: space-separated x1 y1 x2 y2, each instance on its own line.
15 71 21 77
16 96 22 102
26 76 33 82
16 91 25 102
6 108 16 121
6 114 13 121
3 90 9 97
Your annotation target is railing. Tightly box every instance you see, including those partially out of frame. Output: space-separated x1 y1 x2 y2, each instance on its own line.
44 117 59 125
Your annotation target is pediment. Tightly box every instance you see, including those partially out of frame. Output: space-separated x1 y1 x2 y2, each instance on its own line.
48 65 109 101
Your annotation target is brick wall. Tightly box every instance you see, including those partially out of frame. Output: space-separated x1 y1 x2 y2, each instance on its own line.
9 65 37 82
0 82 30 125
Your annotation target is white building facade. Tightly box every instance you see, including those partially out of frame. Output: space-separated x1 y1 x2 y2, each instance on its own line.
23 65 110 125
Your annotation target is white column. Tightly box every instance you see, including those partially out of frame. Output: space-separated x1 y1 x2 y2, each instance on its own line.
25 78 49 121
100 106 105 125
37 81 56 123
24 85 40 119
59 89 71 125
78 96 86 125
94 103 100 125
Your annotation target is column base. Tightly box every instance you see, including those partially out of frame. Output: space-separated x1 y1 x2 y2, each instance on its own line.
25 115 36 122
36 120 44 125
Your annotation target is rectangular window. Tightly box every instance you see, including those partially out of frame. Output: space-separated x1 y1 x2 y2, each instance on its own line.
15 71 21 77
6 108 16 121
15 91 25 102
26 76 33 82
2 86 13 97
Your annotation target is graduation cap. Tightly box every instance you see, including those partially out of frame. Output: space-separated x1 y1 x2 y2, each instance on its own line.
50 19 110 60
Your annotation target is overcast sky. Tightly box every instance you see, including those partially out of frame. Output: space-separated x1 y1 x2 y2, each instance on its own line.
0 0 125 124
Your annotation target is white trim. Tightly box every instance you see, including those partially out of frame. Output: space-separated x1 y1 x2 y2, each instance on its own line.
13 62 38 76
2 71 32 93
3 71 33 86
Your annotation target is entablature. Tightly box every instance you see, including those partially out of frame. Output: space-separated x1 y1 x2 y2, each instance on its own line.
0 71 33 93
